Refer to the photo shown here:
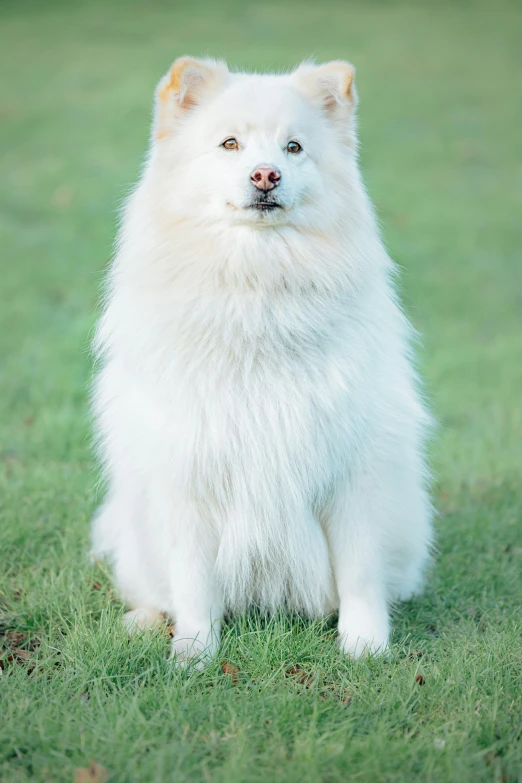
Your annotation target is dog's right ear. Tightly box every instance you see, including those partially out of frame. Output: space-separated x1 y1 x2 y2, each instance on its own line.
154 57 229 139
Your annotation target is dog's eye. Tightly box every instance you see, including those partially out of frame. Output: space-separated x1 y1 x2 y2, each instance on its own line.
222 138 239 150
286 141 302 154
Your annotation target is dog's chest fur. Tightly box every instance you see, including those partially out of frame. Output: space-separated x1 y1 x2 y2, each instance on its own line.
157 282 365 500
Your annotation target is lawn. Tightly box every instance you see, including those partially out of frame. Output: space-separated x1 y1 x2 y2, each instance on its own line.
1 0 521 781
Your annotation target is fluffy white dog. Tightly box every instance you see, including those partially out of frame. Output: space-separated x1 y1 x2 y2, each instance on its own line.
91 57 433 662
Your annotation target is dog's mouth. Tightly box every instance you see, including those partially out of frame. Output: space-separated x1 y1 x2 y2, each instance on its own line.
227 198 285 217
248 199 283 212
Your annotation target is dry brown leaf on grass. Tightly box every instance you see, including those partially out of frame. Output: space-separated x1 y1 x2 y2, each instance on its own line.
5 630 26 646
7 649 32 662
74 761 108 783
222 661 240 683
0 628 41 674
285 665 350 702
285 665 314 687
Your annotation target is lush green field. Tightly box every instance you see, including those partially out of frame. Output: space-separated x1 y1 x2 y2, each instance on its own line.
1 1 521 781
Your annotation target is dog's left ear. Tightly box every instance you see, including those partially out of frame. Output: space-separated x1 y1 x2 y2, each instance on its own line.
155 56 229 139
292 60 358 116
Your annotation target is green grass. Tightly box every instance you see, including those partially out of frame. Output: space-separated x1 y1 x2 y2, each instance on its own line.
1 0 521 781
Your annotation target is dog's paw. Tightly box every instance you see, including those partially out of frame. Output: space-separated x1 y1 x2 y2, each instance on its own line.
338 601 390 659
338 631 389 659
123 608 163 634
170 628 218 668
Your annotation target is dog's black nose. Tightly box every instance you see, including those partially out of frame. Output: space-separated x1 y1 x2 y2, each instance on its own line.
250 166 281 191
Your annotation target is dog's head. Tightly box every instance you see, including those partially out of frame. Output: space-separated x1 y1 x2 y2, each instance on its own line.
152 57 359 231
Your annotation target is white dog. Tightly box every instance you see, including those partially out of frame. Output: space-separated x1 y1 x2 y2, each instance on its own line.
91 57 433 662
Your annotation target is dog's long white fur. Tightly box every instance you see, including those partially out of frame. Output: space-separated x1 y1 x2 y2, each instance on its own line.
91 57 433 661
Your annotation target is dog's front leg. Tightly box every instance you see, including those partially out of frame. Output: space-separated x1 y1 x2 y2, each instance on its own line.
327 483 390 659
165 497 223 666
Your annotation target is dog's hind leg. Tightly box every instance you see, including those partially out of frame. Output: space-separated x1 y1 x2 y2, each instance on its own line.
92 488 167 629
122 607 164 633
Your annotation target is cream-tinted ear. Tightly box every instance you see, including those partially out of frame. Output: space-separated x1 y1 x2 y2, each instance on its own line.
292 60 357 115
155 56 229 139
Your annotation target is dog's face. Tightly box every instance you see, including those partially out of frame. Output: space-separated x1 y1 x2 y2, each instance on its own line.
153 58 358 231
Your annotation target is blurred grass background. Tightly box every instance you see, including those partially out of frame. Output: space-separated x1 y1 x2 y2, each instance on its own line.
1 1 521 782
